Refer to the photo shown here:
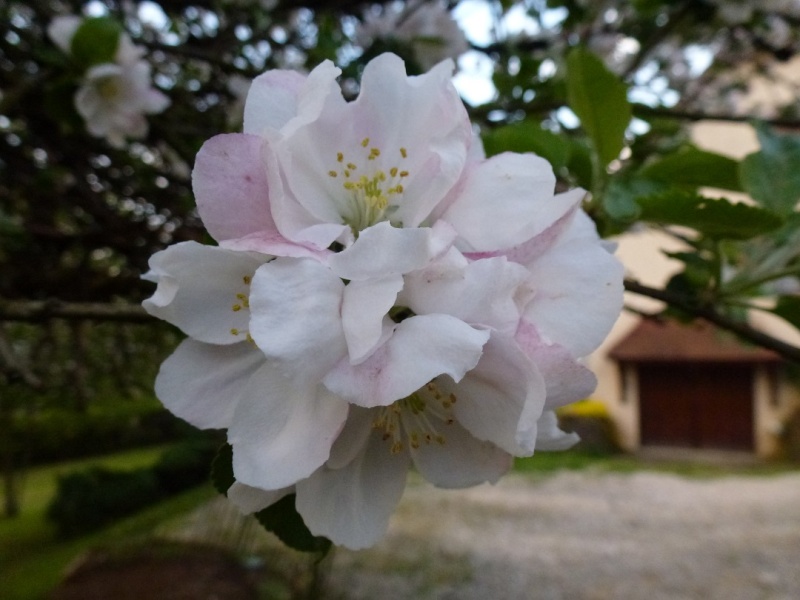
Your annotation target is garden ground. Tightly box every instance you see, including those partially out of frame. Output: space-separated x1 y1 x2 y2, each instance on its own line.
14 450 800 599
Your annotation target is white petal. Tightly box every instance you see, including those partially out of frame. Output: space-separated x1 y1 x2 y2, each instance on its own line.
249 257 346 379
328 221 455 281
244 69 306 135
229 363 349 490
323 314 489 408
410 420 512 489
342 276 403 364
142 241 269 345
154 339 265 430
516 320 597 410
523 212 624 357
440 333 546 456
295 431 410 550
325 405 375 470
400 255 529 333
535 410 580 451
47 15 81 53
227 481 292 515
443 153 576 252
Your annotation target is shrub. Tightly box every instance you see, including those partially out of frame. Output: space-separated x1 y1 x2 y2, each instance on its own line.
46 438 221 538
47 467 162 538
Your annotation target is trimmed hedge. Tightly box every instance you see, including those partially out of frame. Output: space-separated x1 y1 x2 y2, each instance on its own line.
9 403 193 465
47 438 220 538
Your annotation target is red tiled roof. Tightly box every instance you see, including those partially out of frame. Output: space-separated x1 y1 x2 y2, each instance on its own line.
608 318 782 363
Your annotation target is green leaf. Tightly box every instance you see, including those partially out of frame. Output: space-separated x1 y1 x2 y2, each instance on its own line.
482 121 569 169
255 494 332 554
641 147 742 191
565 138 594 189
772 296 800 330
70 17 122 68
210 443 234 495
637 191 784 239
603 176 666 222
565 47 632 167
740 122 800 216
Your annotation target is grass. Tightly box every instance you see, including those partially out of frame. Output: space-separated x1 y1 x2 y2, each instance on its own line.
514 447 799 478
0 443 215 600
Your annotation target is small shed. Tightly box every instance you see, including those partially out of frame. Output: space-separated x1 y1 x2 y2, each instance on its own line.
608 318 786 455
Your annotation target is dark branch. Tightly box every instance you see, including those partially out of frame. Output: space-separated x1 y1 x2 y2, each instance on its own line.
624 279 800 364
0 299 152 323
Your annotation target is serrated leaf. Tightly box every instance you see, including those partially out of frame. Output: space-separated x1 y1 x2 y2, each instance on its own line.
739 122 800 216
255 494 332 554
637 191 784 239
565 47 631 167
772 296 800 330
481 121 569 169
210 443 234 495
641 147 742 191
70 17 122 68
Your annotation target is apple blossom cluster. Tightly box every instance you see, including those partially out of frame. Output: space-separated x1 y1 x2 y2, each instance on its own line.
48 16 170 148
356 0 469 70
143 53 623 549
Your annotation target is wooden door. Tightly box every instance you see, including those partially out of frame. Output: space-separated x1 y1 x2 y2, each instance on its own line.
638 362 754 451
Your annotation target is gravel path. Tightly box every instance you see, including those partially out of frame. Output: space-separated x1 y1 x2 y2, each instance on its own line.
326 470 800 600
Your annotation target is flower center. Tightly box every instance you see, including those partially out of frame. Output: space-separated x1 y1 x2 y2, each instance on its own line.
328 138 410 233
371 381 456 454
96 75 122 101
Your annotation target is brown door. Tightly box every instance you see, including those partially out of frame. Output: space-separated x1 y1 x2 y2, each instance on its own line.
638 362 754 451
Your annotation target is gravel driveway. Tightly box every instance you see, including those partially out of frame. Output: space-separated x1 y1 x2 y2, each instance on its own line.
326 469 800 600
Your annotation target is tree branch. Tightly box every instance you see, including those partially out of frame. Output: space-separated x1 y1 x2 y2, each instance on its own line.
0 299 152 323
624 279 800 363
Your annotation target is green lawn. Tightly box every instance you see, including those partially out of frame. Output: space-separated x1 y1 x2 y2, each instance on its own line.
0 444 215 600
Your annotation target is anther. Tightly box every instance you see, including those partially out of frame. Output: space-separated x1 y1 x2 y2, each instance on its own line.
361 137 370 147
337 152 344 162
230 328 239 336
328 170 337 177
242 275 251 285
400 147 407 158
232 304 242 312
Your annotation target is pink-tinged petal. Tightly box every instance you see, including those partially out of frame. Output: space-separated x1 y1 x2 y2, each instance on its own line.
516 320 597 410
410 420 512 489
229 363 349 491
342 275 403 364
193 133 277 244
352 54 472 227
442 153 577 252
295 430 410 550
523 212 624 357
243 70 306 135
219 231 331 259
535 410 580 451
244 61 344 137
438 333 546 456
142 241 269 344
400 255 529 333
154 339 264 430
276 54 470 235
463 191 583 263
328 221 456 281
249 257 347 379
323 314 490 408
227 481 292 515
